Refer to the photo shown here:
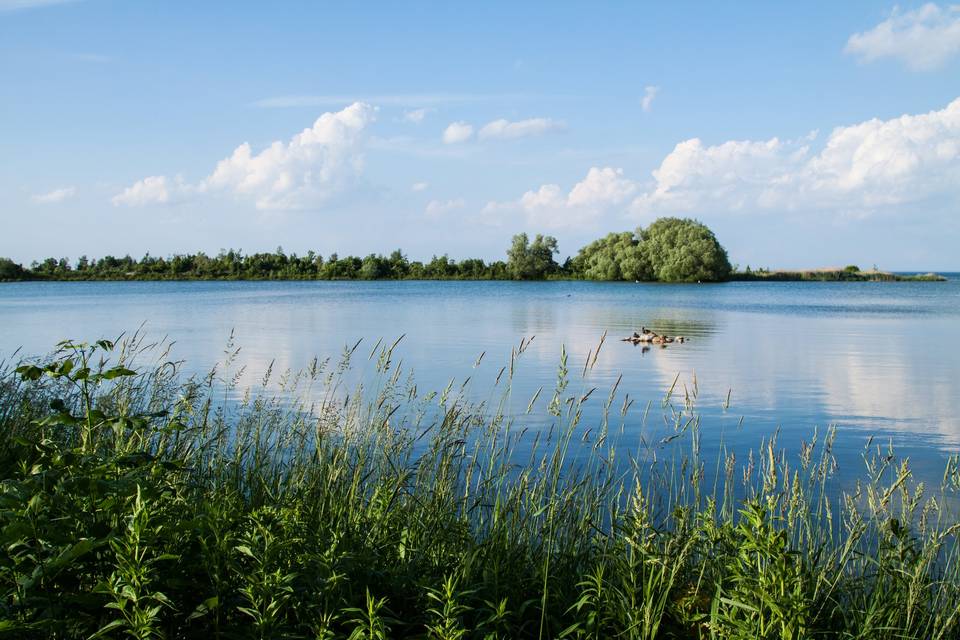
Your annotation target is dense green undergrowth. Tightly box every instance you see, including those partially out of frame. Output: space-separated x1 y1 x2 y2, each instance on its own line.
1 335 959 639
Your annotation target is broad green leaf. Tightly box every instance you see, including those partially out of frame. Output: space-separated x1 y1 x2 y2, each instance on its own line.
103 367 137 380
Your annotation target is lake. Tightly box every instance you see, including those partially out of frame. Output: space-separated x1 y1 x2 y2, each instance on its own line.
2 278 959 484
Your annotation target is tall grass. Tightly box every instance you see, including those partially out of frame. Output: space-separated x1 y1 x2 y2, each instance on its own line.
1 333 959 639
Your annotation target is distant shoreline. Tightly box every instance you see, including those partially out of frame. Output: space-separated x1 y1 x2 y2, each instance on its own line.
4 219 950 284
1 271 949 284
728 269 947 282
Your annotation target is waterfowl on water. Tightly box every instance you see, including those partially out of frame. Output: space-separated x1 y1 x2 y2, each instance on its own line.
624 329 655 343
636 327 658 342
623 328 686 346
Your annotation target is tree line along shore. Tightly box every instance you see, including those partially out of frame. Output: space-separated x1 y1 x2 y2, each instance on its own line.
1 217 946 283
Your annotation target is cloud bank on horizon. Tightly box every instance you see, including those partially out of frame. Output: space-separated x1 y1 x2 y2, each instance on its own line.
633 96 960 218
111 94 960 231
486 95 960 229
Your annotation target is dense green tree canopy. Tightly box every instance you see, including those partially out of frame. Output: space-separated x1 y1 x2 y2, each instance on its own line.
568 218 730 282
638 217 732 282
0 258 28 281
506 233 560 280
570 232 652 281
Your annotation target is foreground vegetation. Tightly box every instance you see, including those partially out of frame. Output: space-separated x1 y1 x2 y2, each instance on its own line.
1 217 733 284
2 335 960 639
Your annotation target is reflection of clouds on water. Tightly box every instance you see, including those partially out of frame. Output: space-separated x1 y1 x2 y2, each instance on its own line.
506 306 960 458
621 311 960 449
3 280 960 464
357 300 960 454
813 330 960 446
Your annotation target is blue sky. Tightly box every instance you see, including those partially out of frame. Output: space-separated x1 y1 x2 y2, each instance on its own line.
2 1 959 269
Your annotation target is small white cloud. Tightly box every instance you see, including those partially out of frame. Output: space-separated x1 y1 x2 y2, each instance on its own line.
32 186 76 204
478 117 564 140
425 198 465 216
442 121 474 144
411 181 429 192
641 85 660 112
402 108 431 124
484 166 637 228
845 3 960 70
114 102 376 210
111 176 192 207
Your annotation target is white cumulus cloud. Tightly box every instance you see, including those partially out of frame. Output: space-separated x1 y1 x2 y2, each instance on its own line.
478 117 564 140
485 167 637 228
442 121 474 144
411 181 430 192
632 96 960 218
568 167 638 207
113 102 376 210
487 97 960 227
32 186 76 204
112 176 192 207
845 3 960 70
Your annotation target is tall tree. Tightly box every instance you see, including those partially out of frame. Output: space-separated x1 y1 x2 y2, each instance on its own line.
506 233 559 280
638 217 731 282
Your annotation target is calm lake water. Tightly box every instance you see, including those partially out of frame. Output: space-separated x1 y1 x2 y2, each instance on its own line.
2 278 959 483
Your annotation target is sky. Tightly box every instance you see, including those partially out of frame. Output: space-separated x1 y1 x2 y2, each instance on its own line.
2 1 959 270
